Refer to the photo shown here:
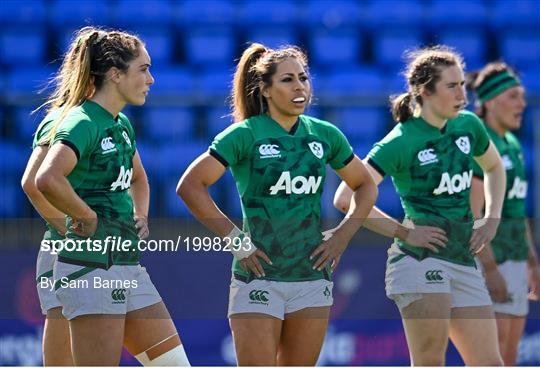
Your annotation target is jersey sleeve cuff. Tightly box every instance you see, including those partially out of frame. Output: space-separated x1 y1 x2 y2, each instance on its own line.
57 139 80 160
367 158 386 177
342 152 354 167
479 139 490 156
209 148 229 167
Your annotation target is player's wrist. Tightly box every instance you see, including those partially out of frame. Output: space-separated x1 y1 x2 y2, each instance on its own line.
225 226 256 260
394 224 409 241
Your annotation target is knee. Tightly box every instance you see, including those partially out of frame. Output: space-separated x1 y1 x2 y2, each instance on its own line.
412 339 446 366
412 354 445 366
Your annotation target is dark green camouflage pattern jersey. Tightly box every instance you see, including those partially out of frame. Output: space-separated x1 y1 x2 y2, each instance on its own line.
210 114 354 282
472 124 528 263
368 111 490 266
33 109 64 242
52 100 139 268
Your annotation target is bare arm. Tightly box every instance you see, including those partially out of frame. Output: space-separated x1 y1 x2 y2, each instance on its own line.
129 149 150 238
470 175 508 302
311 156 378 270
177 152 272 277
470 142 506 252
177 153 235 237
334 161 447 251
21 145 67 235
331 156 378 242
35 143 97 236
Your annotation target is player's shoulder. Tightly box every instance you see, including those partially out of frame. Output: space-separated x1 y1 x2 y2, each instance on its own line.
300 114 344 138
214 118 254 142
451 110 483 127
301 114 336 129
505 131 522 149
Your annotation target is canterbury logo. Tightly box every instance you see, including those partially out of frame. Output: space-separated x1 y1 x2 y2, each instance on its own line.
259 144 281 158
425 270 444 283
249 290 269 303
417 148 438 165
323 286 331 298
101 137 116 154
111 288 126 303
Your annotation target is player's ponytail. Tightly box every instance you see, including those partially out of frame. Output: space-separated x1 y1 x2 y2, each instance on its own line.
391 92 414 123
231 43 268 123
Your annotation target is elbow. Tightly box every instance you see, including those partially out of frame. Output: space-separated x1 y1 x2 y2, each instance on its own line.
333 196 349 213
21 175 38 196
369 180 379 204
35 171 54 194
176 175 191 199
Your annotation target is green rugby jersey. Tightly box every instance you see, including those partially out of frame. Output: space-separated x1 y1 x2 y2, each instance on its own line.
33 109 64 242
51 100 139 268
367 111 490 266
210 114 354 282
472 124 528 263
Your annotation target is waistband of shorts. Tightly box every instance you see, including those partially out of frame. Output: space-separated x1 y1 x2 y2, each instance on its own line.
233 269 331 284
58 256 110 270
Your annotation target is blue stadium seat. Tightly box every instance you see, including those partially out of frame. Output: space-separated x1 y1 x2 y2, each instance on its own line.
353 141 377 159
196 68 234 100
386 73 407 95
365 0 424 29
0 141 26 176
112 0 172 26
426 0 487 28
310 30 361 67
438 31 486 70
0 107 3 132
135 28 174 65
13 107 46 140
0 182 24 217
303 0 363 29
239 0 299 26
143 107 196 143
5 67 56 102
148 67 195 97
521 68 540 93
0 30 46 66
317 67 385 99
49 0 109 27
205 107 233 139
500 32 540 69
490 0 540 29
333 107 387 144
373 31 423 68
376 179 404 218
218 171 243 219
184 28 235 66
0 0 46 25
175 0 236 26
244 27 299 49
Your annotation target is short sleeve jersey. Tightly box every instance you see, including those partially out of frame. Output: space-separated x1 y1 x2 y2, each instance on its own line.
367 111 490 266
472 125 528 263
209 114 354 282
33 109 64 241
52 100 138 268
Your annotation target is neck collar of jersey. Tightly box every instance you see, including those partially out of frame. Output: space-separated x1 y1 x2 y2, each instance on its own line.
83 99 117 121
416 116 447 134
263 114 301 135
